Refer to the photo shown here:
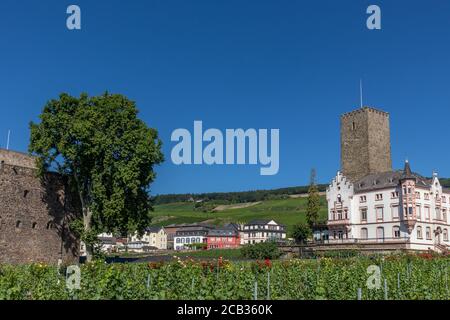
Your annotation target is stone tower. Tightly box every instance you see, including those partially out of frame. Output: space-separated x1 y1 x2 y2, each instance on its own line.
0 148 80 264
340 107 392 182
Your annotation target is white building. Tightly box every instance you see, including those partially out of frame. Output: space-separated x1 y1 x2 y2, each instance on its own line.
242 219 286 244
173 226 210 250
326 161 449 252
130 226 167 250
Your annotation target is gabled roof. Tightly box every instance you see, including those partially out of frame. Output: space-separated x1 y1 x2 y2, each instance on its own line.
145 226 164 233
353 160 432 194
247 219 273 225
208 229 238 237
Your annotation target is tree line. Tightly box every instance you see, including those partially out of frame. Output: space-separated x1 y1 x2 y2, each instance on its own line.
152 184 328 205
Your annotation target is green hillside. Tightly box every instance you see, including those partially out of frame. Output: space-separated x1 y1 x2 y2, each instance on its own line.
150 196 328 235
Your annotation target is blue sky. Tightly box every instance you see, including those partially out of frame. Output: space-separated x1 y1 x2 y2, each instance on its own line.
1 0 450 195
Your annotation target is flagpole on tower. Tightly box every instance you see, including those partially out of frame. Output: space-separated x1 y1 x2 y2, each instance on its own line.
360 79 363 108
6 130 10 150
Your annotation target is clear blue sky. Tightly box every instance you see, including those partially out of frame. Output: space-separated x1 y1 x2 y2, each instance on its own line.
1 0 450 195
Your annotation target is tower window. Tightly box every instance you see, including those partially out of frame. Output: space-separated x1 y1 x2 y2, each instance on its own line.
46 221 55 230
351 122 356 130
16 221 22 229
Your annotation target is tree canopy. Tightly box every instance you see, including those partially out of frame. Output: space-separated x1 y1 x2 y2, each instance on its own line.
29 92 164 260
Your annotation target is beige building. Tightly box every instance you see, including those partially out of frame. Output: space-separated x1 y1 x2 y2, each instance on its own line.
130 226 167 250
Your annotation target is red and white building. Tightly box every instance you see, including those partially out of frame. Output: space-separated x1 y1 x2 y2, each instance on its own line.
326 161 450 252
206 228 240 249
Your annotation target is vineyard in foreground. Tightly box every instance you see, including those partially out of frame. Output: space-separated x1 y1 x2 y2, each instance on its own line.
0 255 448 300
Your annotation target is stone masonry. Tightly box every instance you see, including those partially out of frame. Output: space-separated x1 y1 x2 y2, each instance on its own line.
340 107 392 182
0 149 80 265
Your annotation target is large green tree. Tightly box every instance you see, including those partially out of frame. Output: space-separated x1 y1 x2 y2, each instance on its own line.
306 168 320 228
29 93 164 261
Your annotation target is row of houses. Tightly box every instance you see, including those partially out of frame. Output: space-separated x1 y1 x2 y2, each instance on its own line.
138 219 287 251
82 219 287 254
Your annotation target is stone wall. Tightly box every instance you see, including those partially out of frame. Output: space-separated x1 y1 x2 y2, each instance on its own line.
340 107 392 182
0 149 80 265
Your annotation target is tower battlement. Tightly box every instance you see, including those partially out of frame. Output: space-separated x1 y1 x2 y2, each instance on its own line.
341 106 389 118
0 148 36 169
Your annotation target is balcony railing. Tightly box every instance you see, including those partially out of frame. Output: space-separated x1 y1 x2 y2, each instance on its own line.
327 219 350 226
316 236 409 245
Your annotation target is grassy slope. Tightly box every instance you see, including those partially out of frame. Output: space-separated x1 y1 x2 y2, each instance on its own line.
151 196 328 234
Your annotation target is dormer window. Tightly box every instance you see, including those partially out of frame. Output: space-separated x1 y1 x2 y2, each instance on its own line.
391 191 399 199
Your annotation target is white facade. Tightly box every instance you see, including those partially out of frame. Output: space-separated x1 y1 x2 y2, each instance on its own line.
242 219 286 245
326 165 450 252
130 227 167 250
174 234 207 250
173 226 209 250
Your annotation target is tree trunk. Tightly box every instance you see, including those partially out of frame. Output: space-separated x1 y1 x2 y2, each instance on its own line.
83 207 94 262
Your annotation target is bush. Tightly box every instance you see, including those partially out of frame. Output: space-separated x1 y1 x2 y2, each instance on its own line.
241 241 282 260
292 223 312 244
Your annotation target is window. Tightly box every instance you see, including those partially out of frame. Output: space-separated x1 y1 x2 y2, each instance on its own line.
442 196 447 203
337 194 342 203
376 207 384 220
443 209 447 222
360 208 367 221
360 196 367 203
435 207 441 220
377 227 385 240
424 193 430 200
415 192 421 199
416 205 421 219
361 228 368 240
32 222 37 229
444 229 448 241
426 227 431 240
337 210 343 220
392 206 399 219
352 122 356 130
375 193 383 201
425 207 431 220
16 221 22 229
391 191 399 199
408 206 413 216
417 226 423 239
24 190 29 198
393 226 401 238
